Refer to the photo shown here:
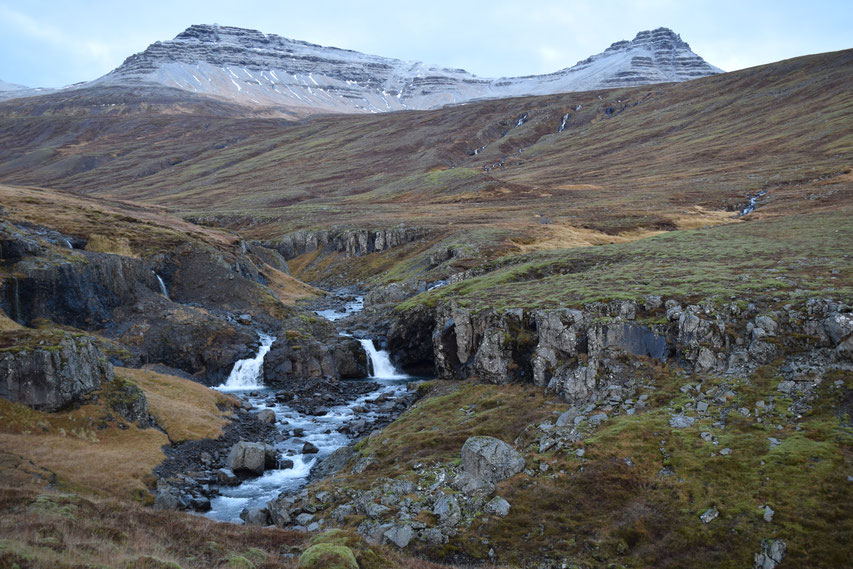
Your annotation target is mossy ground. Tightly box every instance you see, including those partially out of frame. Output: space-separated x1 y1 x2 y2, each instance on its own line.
309 365 852 568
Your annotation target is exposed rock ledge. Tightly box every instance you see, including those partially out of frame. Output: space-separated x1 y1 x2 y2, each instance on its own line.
388 297 852 402
266 227 428 260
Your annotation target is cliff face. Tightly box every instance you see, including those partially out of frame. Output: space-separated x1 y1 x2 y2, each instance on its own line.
87 25 721 113
389 297 852 403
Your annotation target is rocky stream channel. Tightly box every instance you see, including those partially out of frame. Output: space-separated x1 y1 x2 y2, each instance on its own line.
155 293 425 526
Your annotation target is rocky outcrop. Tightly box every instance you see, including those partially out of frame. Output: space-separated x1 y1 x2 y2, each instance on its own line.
103 377 152 427
262 339 358 384
0 330 113 411
389 297 852 403
0 222 286 383
268 227 427 260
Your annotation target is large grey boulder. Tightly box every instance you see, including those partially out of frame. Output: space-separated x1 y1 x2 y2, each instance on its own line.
461 436 525 483
227 442 268 475
0 331 113 411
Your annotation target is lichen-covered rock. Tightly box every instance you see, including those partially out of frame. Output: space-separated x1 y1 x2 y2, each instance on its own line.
0 331 113 411
104 377 151 427
754 539 786 569
461 436 525 483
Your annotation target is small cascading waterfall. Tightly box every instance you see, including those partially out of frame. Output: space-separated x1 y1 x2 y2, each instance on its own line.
217 334 276 391
558 113 569 132
359 338 409 380
739 190 768 216
154 273 170 300
64 239 73 249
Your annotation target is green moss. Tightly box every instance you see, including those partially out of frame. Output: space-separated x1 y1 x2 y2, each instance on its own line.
298 543 358 569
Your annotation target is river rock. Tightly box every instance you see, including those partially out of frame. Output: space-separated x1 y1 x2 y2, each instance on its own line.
256 408 276 424
240 507 271 526
461 436 526 483
227 442 267 475
302 441 320 454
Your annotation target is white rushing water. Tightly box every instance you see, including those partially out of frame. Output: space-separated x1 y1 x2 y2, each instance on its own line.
314 296 364 322
204 291 420 523
359 338 409 379
155 273 170 300
216 334 276 391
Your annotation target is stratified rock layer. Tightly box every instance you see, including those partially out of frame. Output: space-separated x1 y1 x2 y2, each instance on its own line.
90 25 721 113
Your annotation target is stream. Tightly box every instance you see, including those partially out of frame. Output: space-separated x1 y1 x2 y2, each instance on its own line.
205 295 417 524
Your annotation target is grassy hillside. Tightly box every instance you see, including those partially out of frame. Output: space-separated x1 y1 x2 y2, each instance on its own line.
0 51 849 250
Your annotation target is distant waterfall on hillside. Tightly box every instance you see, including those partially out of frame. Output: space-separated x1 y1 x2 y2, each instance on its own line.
217 334 276 391
359 339 408 379
155 273 170 300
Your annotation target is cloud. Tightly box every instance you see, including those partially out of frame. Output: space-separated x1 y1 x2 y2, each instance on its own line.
0 4 117 70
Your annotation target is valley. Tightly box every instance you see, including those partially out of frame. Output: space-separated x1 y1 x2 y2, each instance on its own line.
0 25 851 569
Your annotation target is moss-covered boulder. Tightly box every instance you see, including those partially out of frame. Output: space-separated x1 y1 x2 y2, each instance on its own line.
298 543 358 569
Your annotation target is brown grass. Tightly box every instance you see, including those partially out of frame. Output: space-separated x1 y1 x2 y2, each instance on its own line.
85 233 136 256
0 397 168 500
261 263 323 305
0 309 23 331
119 367 238 443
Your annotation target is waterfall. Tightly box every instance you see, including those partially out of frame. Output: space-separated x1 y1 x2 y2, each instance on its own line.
217 334 276 391
359 339 408 380
738 190 768 216
155 273 170 300
64 239 73 249
559 113 569 133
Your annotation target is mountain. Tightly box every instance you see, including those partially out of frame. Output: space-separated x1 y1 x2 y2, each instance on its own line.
87 24 722 113
0 79 55 102
0 79 29 92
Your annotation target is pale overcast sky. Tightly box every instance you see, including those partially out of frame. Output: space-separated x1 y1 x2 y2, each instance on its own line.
1 0 850 88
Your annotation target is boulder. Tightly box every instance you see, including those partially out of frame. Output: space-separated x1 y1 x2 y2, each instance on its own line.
754 539 787 569
484 496 511 517
227 442 267 475
383 524 414 548
461 436 526 483
240 507 271 526
256 408 276 424
104 377 151 428
433 493 462 526
302 441 320 454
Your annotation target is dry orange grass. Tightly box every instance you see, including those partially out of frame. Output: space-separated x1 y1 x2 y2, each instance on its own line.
262 263 324 305
119 367 238 443
0 398 167 500
0 309 23 331
0 368 238 500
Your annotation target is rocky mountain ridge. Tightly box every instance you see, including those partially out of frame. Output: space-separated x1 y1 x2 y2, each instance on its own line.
86 24 721 113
